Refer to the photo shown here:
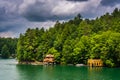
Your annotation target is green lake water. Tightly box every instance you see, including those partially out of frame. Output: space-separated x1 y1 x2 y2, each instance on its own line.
0 59 120 80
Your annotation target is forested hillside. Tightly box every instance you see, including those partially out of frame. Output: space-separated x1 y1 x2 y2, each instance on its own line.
0 38 17 58
17 8 120 67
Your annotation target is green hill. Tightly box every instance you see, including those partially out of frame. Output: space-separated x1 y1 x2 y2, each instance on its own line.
17 8 120 67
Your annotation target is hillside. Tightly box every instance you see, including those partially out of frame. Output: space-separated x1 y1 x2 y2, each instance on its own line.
0 38 17 58
17 8 120 67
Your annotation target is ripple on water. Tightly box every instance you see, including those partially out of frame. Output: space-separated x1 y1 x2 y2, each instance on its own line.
0 59 120 80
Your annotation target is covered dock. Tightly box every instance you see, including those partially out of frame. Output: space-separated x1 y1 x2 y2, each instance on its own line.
87 59 103 67
43 54 54 65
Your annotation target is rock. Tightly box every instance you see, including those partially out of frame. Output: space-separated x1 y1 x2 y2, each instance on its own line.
76 64 85 67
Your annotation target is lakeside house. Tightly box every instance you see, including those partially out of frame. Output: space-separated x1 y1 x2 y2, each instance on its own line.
87 59 103 67
43 54 54 65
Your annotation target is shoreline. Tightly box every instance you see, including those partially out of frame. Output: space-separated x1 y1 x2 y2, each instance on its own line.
18 61 86 67
18 61 44 65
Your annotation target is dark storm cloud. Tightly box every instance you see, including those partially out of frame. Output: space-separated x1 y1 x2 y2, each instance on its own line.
19 0 74 21
0 22 23 32
24 14 72 22
0 7 6 21
19 0 120 22
0 0 120 38
0 21 24 37
67 0 88 2
101 0 120 6
0 0 22 22
0 0 120 22
0 25 13 32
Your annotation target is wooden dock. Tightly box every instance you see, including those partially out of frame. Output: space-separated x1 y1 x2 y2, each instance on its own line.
87 59 103 67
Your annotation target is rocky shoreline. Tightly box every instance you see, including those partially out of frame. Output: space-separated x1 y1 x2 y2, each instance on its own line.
18 61 86 67
18 61 43 65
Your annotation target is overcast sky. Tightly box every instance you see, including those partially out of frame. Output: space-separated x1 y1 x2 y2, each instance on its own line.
0 0 120 38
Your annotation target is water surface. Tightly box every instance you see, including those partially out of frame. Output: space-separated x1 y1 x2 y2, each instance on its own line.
0 59 120 80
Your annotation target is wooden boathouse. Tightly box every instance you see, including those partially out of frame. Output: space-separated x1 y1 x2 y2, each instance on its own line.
87 59 103 67
43 54 54 65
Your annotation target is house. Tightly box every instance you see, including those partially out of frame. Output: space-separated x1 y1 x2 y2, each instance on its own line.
87 59 103 67
43 54 54 65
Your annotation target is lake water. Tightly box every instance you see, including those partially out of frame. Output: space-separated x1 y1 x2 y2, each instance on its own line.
0 59 120 80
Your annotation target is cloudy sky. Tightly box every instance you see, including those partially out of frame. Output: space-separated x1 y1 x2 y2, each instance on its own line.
0 0 120 38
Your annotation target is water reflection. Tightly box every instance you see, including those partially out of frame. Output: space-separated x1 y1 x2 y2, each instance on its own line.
87 67 104 80
43 66 94 80
16 64 120 80
88 67 103 72
16 65 88 80
1 59 120 80
16 64 44 80
87 67 120 80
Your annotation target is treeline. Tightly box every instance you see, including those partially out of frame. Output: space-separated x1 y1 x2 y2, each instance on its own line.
0 38 17 58
17 8 120 67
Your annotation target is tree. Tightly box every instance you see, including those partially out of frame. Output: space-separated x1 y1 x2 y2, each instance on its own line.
17 34 24 62
0 38 17 58
77 20 92 37
1 45 10 58
16 8 120 67
47 47 61 64
112 8 120 17
73 13 82 25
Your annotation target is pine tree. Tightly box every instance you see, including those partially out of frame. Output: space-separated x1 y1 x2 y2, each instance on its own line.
1 45 10 58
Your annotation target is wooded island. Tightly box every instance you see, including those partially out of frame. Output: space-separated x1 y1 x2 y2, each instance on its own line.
17 8 120 67
2 8 119 67
0 38 17 58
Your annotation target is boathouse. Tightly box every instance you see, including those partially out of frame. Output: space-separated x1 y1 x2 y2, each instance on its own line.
43 54 54 64
87 59 103 67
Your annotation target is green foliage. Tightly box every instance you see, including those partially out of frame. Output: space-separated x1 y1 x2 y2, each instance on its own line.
17 8 120 67
0 38 17 58
1 45 10 58
105 59 115 67
47 47 61 63
89 31 120 67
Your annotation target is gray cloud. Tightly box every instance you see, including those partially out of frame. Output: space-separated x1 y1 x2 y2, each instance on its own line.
19 0 94 21
0 7 6 21
67 0 88 2
0 22 24 38
0 19 55 37
101 0 120 6
0 0 22 21
19 0 120 22
1 0 119 22
0 31 15 38
19 0 75 21
0 21 23 32
0 0 120 38
0 0 120 22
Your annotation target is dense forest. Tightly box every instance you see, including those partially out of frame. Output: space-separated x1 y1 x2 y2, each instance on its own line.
17 8 120 67
0 38 17 58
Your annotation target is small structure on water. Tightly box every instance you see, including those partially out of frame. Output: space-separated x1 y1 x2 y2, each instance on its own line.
76 64 85 67
87 59 103 67
43 54 54 65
